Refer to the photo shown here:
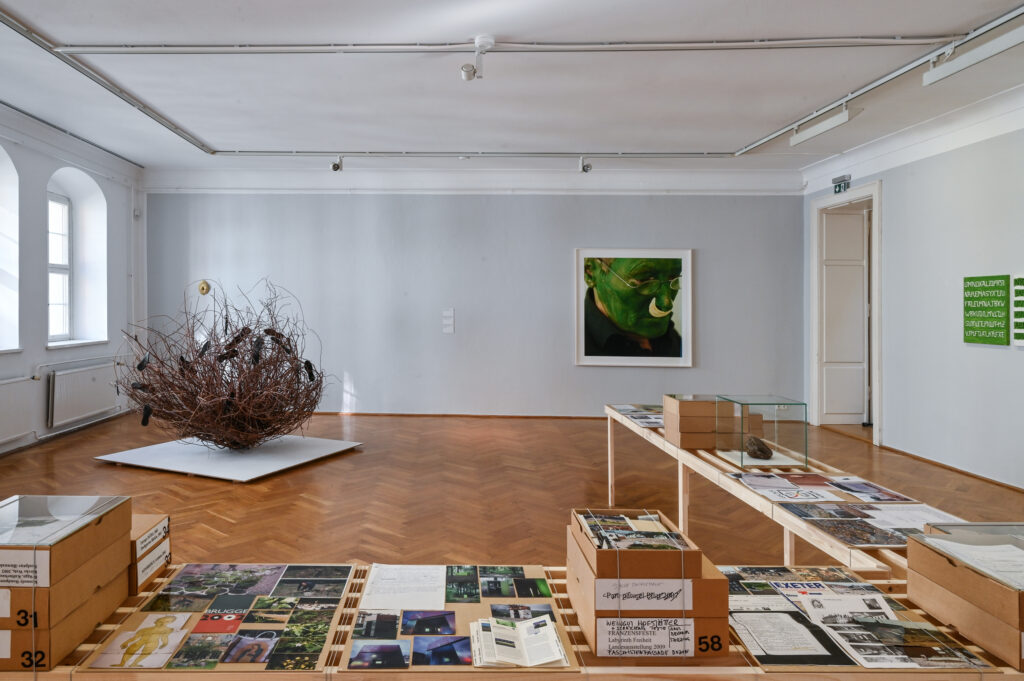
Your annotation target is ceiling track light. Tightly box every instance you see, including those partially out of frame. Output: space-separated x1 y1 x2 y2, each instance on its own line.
923 23 1024 86
789 105 862 146
461 34 494 81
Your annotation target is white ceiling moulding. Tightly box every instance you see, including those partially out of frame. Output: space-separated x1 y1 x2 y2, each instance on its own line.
923 23 1024 86
140 168 806 196
54 35 958 56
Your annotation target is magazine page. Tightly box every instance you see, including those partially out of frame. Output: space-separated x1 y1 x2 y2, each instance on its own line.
489 618 529 666
516 615 568 667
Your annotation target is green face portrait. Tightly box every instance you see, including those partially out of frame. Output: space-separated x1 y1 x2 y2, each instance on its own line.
584 257 682 338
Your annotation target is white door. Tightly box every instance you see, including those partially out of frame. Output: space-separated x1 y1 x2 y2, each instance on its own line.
820 209 869 424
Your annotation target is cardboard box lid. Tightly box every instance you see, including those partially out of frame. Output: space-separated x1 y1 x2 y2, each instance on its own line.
0 496 129 547
0 497 131 587
907 534 1023 628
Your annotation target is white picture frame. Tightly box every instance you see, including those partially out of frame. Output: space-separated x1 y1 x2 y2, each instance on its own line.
575 248 693 367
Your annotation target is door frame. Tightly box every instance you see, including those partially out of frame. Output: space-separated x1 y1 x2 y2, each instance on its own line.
808 181 882 445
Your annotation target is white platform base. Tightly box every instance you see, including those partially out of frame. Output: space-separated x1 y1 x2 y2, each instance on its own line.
96 435 361 482
715 448 805 469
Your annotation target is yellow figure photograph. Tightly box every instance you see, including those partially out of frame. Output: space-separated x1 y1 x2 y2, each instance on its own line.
92 613 190 669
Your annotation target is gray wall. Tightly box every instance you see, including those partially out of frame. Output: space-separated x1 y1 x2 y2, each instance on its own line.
805 128 1024 488
147 193 804 415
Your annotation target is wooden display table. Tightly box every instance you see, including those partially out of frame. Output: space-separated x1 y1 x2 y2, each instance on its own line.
2 562 1020 680
606 404 920 577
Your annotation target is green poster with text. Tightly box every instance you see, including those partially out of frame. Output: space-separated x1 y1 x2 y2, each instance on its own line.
963 275 1010 345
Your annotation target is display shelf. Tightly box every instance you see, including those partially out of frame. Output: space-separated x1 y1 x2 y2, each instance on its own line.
605 404 909 575
9 563 1020 680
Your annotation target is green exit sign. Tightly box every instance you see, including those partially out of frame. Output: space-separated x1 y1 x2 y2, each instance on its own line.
833 181 850 194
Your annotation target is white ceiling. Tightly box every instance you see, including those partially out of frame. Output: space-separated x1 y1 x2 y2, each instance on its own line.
0 0 1022 172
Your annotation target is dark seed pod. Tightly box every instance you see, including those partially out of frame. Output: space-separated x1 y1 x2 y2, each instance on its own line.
131 381 148 391
136 353 150 371
264 328 283 338
304 359 315 381
217 349 238 362
141 404 153 426
179 355 191 368
198 340 211 357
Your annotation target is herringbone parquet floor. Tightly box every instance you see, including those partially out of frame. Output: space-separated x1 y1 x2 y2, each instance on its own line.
1 414 1021 567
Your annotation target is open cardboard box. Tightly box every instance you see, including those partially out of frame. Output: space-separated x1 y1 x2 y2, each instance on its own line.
570 508 702 578
907 526 1024 670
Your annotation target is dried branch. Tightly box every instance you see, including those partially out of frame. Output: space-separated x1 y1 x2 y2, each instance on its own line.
116 282 325 450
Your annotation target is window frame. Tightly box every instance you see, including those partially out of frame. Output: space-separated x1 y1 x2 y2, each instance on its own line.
47 192 73 342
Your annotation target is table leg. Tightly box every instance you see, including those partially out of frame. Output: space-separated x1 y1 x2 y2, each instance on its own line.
677 463 690 535
607 416 616 506
783 528 796 565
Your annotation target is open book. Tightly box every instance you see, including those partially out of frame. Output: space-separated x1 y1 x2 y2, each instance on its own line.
469 616 570 668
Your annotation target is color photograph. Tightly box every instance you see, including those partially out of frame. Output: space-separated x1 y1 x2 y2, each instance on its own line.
91 613 192 669
490 603 555 622
353 610 401 639
513 577 552 598
348 640 411 669
478 565 525 578
400 610 456 635
163 563 286 597
808 519 907 547
780 503 871 520
576 248 693 367
271 578 348 598
265 653 321 671
411 636 473 666
220 629 282 663
141 594 213 613
166 633 234 670
480 576 515 598
281 564 351 580
445 565 480 603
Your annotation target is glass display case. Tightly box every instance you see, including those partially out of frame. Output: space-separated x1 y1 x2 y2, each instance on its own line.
0 495 129 546
714 395 808 469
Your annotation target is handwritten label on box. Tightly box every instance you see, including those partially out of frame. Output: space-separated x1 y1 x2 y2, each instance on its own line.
597 618 694 656
595 578 692 611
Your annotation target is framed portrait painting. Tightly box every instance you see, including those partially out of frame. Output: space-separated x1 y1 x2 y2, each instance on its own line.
575 248 692 367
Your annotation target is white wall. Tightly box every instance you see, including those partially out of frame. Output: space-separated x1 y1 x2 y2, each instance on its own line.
146 192 804 416
0 106 139 453
805 127 1024 488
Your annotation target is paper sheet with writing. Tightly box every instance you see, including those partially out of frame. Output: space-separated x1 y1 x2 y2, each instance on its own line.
922 538 1024 589
360 564 445 611
595 578 692 611
730 612 828 656
0 549 50 587
860 504 963 533
597 618 694 657
728 594 797 612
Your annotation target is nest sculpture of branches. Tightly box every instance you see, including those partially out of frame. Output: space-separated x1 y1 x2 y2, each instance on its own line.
116 283 325 450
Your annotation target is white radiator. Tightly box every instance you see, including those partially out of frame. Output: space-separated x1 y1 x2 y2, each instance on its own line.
0 376 33 444
48 363 118 428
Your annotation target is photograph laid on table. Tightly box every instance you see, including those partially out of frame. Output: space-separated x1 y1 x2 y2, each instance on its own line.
92 613 192 669
348 640 411 669
411 636 473 666
576 248 692 367
401 610 456 635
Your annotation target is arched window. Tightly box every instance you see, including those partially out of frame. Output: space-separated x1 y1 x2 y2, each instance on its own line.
46 168 107 344
0 143 17 350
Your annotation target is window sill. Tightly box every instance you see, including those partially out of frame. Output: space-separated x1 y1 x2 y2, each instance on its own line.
0 347 23 356
47 339 109 350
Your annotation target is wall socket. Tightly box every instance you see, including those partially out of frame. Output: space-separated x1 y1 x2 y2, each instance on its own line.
441 308 454 334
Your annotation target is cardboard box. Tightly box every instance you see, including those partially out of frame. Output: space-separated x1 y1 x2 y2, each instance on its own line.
666 431 716 450
130 514 170 563
907 534 1023 670
570 509 703 578
0 531 130 629
0 496 132 588
567 528 727 619
663 413 716 433
130 536 171 596
0 570 128 671
663 395 732 418
907 568 1022 670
